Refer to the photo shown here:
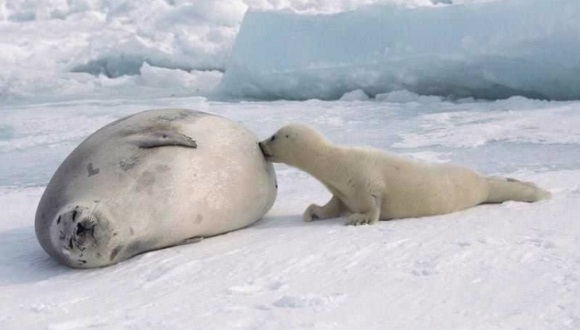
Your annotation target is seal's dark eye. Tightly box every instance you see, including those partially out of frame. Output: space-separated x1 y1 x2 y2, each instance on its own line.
285 135 289 138
270 135 276 142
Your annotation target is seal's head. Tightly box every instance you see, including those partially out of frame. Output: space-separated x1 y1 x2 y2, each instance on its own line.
47 203 125 268
258 124 328 167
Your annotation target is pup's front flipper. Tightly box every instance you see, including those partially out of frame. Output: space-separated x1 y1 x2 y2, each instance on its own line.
303 195 344 222
345 194 381 226
346 213 379 226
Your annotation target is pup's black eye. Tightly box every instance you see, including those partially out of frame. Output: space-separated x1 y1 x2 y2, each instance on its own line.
285 135 289 138
270 135 276 142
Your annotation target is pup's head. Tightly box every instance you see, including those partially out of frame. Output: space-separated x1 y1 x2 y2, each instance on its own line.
258 124 326 167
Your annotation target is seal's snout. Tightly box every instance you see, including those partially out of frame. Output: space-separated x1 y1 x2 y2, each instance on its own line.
258 141 272 159
51 205 114 268
56 206 101 250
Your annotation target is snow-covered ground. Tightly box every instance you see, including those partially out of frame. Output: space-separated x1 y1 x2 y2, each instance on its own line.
1 96 580 329
2 0 580 329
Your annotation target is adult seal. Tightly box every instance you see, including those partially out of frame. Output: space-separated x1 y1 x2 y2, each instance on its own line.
35 109 277 268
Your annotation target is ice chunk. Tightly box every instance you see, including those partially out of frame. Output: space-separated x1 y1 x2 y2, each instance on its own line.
218 0 580 101
339 89 370 101
376 90 442 103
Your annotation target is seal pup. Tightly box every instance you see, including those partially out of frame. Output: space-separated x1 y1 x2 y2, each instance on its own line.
259 124 550 225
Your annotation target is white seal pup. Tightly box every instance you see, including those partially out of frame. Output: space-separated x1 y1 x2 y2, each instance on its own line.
258 124 550 226
36 109 277 268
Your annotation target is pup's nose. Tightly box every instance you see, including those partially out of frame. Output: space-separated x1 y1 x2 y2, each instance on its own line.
258 142 266 156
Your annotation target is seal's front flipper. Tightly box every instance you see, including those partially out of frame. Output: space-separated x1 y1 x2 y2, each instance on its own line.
131 131 197 149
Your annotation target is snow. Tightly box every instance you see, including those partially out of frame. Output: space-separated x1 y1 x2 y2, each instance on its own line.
1 0 580 328
218 0 580 101
2 96 580 329
0 0 492 105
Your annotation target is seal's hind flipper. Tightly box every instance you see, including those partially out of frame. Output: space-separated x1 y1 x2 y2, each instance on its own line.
131 130 197 149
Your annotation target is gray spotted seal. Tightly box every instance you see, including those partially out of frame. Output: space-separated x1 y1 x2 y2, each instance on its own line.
35 109 277 268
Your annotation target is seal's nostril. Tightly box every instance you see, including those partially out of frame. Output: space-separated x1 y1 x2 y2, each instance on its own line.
76 219 96 236
76 222 85 235
74 218 97 248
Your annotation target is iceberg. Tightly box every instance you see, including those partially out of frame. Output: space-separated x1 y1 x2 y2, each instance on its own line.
218 0 580 101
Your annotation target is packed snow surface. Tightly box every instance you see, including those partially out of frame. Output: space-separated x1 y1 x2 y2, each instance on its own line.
219 0 580 101
1 95 580 329
1 0 580 329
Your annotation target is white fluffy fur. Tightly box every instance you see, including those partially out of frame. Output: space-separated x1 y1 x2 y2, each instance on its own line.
259 124 551 225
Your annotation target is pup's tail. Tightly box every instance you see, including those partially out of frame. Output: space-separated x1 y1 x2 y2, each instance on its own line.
485 176 551 203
